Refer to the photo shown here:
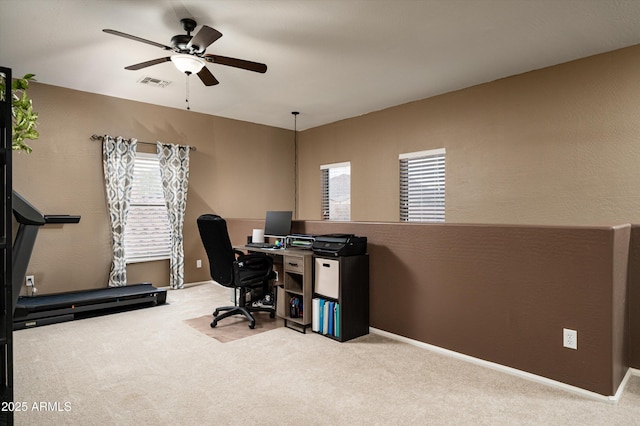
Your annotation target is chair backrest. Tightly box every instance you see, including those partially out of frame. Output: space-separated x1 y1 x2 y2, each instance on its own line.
197 214 236 287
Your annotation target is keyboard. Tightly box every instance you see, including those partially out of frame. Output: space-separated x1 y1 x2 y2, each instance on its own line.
246 242 280 249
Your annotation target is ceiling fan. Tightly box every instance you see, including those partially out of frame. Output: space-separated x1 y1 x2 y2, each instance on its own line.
103 18 267 87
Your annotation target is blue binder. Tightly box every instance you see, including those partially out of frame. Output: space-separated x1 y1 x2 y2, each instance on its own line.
328 301 335 335
318 299 325 334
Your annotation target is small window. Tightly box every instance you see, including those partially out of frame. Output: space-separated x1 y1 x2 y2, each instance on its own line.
321 162 351 221
125 152 171 263
400 148 445 222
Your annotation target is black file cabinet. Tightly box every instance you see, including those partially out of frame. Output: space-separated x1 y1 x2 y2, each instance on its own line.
312 254 369 342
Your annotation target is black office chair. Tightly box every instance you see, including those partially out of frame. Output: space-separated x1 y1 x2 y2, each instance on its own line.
197 214 276 329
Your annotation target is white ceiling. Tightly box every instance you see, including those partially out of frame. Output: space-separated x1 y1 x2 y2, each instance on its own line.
1 0 640 131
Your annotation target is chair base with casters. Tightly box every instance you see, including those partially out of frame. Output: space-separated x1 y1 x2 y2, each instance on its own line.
211 285 275 329
197 214 277 330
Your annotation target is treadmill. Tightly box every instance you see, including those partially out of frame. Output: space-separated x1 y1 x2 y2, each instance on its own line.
11 191 167 329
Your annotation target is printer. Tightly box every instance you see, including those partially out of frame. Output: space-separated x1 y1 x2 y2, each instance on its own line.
311 234 367 257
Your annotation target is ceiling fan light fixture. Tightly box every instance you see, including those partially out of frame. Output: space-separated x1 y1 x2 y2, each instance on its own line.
171 54 205 74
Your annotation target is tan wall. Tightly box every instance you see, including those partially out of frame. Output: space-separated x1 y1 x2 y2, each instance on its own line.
13 44 640 298
297 44 640 225
14 84 293 294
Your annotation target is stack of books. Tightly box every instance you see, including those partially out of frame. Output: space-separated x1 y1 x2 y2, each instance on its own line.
312 298 340 338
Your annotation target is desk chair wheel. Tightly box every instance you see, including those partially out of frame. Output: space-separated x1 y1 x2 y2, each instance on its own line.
213 309 220 317
249 321 255 329
269 311 275 319
211 319 218 328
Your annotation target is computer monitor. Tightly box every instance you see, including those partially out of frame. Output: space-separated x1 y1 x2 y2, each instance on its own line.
264 211 292 237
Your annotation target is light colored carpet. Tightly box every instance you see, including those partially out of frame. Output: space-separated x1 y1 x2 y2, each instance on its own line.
12 282 640 425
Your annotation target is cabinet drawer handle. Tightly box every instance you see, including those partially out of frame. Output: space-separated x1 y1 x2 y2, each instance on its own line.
322 263 331 267
288 262 299 267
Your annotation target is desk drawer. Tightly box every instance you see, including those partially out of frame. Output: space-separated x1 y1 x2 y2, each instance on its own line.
284 255 304 274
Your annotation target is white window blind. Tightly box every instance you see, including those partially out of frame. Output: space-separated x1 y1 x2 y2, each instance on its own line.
321 162 351 221
125 152 171 263
400 148 445 222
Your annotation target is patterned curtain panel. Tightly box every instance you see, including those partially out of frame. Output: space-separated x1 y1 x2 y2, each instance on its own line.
102 136 137 287
157 142 190 289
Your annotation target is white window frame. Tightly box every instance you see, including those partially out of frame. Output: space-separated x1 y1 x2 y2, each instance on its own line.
125 152 171 263
399 148 446 222
321 161 351 221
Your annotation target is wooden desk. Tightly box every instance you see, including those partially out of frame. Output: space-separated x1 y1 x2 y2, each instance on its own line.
236 246 314 333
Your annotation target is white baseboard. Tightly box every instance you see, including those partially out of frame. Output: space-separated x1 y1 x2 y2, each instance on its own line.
182 280 213 288
158 280 213 290
370 327 631 404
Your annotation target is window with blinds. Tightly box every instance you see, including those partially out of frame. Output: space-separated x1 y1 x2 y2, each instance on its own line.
399 148 446 222
125 152 171 263
321 162 351 221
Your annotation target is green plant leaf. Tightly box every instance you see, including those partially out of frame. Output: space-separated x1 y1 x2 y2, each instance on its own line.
0 73 40 153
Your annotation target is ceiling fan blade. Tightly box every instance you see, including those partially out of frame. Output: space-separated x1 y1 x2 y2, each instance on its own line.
187 26 223 52
197 67 219 86
204 55 267 73
103 29 173 50
124 57 171 70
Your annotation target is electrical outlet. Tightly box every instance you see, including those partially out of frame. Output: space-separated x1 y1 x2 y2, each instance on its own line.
563 328 577 350
196 259 202 268
25 275 35 287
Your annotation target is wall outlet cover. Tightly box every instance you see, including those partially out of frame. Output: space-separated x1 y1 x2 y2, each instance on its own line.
563 328 577 350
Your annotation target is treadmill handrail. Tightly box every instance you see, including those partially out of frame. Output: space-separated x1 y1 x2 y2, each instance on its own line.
12 191 45 225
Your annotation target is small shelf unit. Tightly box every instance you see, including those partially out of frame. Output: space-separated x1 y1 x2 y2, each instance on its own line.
313 254 369 342
277 253 313 333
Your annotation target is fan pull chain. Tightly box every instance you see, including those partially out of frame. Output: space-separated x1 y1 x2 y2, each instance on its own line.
185 72 191 110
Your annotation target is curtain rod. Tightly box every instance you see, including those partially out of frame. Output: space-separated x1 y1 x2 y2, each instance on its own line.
90 134 196 151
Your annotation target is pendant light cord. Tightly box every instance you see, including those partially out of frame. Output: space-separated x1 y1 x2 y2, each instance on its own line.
292 111 299 219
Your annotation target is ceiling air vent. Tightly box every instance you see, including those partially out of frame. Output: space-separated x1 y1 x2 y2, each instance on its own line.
137 76 171 88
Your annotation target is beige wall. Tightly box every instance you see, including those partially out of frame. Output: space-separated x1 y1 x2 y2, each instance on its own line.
297 44 640 225
13 43 640 294
14 84 293 294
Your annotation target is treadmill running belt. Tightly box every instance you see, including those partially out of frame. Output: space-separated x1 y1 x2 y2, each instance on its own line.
13 283 167 329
